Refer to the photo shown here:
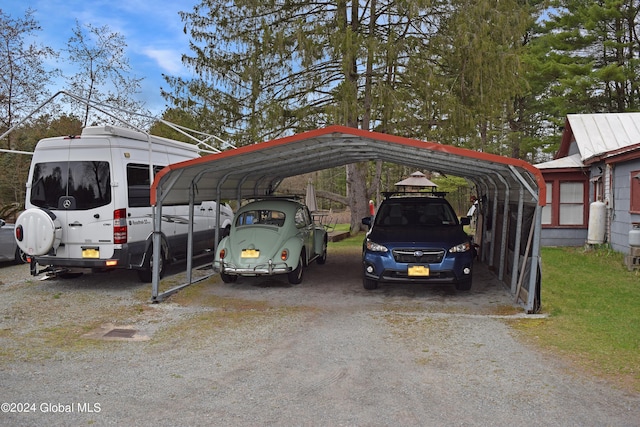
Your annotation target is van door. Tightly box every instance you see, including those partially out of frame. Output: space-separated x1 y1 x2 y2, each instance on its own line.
122 146 171 266
125 162 162 245
60 150 115 260
27 140 115 260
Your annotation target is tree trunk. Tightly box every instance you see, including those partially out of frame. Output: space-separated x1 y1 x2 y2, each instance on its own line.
347 162 369 234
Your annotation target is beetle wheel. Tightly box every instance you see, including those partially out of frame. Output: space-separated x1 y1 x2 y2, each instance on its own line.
287 254 304 285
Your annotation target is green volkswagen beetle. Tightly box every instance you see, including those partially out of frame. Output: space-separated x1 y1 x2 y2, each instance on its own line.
213 198 327 284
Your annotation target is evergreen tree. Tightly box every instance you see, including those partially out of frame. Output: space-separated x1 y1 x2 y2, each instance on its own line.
167 0 529 233
533 0 640 115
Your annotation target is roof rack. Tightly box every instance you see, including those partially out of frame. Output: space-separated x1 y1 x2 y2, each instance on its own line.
382 191 447 199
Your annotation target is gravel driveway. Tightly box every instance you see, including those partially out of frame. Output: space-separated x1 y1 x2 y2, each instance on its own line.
1 249 639 426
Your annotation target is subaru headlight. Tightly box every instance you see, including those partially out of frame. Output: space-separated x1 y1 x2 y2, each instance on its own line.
449 241 471 253
366 238 388 252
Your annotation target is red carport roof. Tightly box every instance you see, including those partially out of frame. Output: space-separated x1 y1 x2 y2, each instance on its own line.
151 125 545 206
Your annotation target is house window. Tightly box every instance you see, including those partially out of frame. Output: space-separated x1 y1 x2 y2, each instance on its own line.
542 183 552 225
630 171 640 213
559 182 584 225
540 172 588 228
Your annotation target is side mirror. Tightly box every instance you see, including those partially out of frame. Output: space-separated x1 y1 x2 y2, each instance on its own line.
460 217 471 226
361 217 372 227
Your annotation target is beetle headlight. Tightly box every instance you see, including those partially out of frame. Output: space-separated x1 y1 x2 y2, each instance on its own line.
366 239 388 252
449 242 471 253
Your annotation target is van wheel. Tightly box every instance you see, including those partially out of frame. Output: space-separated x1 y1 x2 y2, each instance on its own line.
138 247 165 283
14 247 27 264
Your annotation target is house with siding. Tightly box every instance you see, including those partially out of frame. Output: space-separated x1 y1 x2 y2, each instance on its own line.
536 113 640 254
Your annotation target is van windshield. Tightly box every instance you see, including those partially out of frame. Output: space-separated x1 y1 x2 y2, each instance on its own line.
30 161 111 210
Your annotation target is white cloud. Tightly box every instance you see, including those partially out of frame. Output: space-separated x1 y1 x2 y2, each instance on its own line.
143 49 187 76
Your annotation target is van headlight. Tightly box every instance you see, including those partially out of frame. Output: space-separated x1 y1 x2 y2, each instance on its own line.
449 242 471 253
366 239 388 252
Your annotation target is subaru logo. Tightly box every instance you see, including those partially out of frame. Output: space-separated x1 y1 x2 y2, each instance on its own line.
414 250 424 257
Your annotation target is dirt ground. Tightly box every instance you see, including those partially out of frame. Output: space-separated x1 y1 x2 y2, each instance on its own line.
1 248 639 426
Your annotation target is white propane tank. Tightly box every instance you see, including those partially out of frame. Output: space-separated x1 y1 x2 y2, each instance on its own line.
629 223 640 247
587 201 606 244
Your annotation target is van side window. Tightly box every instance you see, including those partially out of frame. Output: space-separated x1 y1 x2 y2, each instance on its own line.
31 161 111 210
127 164 164 208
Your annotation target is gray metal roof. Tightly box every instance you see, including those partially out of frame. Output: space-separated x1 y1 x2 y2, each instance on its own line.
535 153 585 170
567 113 640 162
151 125 545 207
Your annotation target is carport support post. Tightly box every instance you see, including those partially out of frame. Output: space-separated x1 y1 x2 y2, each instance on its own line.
511 187 525 294
151 201 163 302
494 173 510 281
476 180 491 264
526 206 543 313
186 184 196 285
487 177 499 269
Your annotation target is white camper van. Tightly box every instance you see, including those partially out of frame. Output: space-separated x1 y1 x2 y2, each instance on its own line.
14 125 233 282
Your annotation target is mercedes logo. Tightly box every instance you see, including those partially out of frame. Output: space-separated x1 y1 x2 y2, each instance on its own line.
63 199 72 209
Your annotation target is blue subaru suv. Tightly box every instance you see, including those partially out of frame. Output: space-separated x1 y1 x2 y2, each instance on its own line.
361 194 474 291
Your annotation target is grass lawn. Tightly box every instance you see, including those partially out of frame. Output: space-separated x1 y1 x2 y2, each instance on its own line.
328 232 640 392
515 246 640 392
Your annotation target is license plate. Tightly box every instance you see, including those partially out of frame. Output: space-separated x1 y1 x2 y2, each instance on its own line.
82 247 100 259
408 265 430 276
241 249 260 258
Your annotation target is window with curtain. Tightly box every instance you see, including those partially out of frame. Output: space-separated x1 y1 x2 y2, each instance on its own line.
559 182 584 225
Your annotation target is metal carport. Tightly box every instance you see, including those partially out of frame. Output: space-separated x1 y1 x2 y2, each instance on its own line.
150 125 545 313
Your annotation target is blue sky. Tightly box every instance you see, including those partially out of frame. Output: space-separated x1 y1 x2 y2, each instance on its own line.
3 0 198 115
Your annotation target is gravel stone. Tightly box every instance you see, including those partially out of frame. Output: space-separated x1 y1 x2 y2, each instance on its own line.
1 251 639 426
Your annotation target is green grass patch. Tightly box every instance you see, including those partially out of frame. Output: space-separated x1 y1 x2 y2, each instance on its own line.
328 230 365 250
331 223 351 233
513 246 640 392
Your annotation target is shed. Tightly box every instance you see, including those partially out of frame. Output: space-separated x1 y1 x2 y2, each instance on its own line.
151 125 545 312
